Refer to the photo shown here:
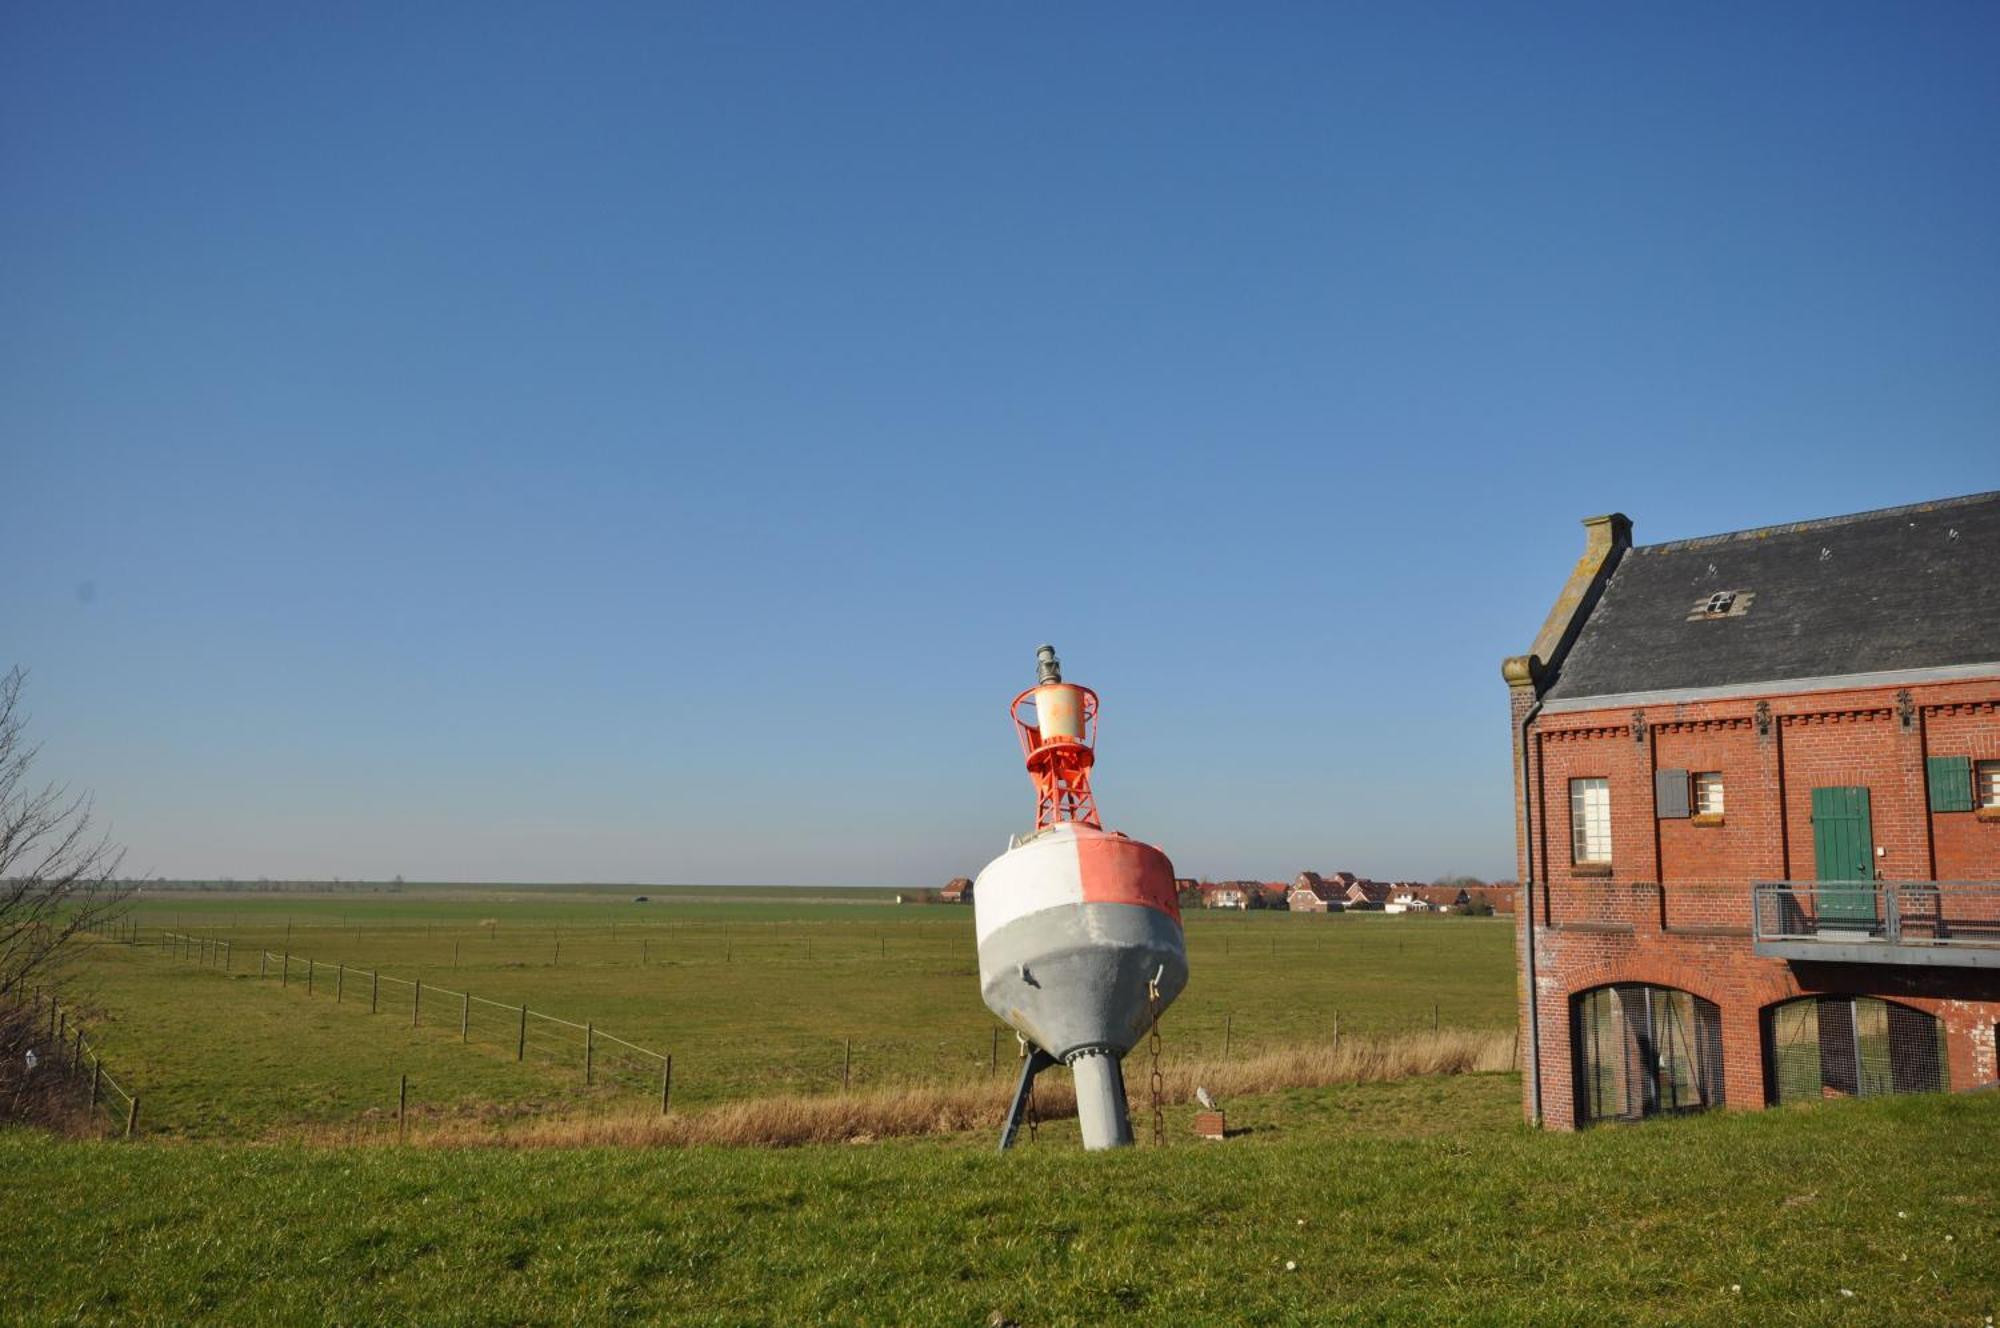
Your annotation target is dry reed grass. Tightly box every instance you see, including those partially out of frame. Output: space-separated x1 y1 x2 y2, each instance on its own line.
378 1028 1515 1151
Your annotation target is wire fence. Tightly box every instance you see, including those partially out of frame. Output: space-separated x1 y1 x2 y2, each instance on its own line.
89 913 1516 1133
144 928 676 1111
15 990 142 1137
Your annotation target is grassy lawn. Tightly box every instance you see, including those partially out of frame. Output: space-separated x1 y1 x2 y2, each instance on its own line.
65 889 1516 1137
3 1075 1994 1326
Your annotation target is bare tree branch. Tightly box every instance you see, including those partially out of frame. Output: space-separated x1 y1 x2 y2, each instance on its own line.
0 668 133 1002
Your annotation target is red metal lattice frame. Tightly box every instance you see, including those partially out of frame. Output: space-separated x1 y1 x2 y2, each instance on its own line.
1010 685 1101 830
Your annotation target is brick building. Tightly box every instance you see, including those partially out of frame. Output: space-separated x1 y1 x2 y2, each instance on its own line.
1289 873 1346 912
1504 492 2000 1129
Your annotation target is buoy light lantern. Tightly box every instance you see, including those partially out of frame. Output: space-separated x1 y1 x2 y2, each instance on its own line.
974 645 1188 1150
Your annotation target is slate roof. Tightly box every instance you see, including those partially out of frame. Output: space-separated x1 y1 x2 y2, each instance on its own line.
1543 491 2000 702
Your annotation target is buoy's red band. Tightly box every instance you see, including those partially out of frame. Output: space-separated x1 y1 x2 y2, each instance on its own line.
1076 833 1182 924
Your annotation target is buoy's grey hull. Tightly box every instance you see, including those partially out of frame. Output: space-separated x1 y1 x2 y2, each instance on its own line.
979 900 1189 1147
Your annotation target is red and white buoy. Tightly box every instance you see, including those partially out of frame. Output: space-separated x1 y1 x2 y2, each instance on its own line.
974 646 1187 1150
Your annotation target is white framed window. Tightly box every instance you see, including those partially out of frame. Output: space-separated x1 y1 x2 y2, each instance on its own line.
1570 777 1611 865
1977 760 2000 809
1693 772 1725 816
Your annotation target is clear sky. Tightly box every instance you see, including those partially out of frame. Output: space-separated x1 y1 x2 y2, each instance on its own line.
5 3 1995 887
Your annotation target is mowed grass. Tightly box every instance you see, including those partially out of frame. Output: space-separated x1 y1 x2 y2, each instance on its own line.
4 1076 1996 1326
69 889 1516 1138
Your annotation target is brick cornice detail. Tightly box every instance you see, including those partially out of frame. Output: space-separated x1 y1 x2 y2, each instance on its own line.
1779 708 1894 726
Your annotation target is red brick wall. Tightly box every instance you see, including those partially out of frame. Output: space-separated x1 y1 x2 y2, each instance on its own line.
1927 702 2000 879
1778 707 1929 881
1513 675 2000 1129
1653 719 1782 883
1536 723 1656 896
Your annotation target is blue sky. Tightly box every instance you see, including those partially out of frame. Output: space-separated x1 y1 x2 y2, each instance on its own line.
4 3 1995 886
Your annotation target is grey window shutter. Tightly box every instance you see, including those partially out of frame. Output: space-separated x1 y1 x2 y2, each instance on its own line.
1655 768 1690 818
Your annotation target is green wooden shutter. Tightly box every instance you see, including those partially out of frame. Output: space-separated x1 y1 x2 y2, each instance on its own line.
1926 755 1973 813
1654 769 1690 818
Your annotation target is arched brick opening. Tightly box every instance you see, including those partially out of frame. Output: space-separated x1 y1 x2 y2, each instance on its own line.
1759 993 1948 1106
1570 982 1726 1126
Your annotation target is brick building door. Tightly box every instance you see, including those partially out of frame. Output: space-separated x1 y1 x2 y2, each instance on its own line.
1811 786 1876 927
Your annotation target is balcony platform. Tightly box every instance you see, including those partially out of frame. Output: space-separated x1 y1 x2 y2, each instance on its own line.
1754 936 2000 968
1753 882 2000 969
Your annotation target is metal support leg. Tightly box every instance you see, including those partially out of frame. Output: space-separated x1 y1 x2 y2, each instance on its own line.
1070 1049 1134 1150
997 1045 1058 1153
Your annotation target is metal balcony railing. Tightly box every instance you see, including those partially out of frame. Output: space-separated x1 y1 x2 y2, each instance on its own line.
1752 881 2000 968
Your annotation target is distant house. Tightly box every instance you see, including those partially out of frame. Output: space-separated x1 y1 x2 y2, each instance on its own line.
1384 889 1431 914
1288 872 1346 913
1417 886 1473 912
1342 880 1394 910
1203 882 1254 910
940 877 973 905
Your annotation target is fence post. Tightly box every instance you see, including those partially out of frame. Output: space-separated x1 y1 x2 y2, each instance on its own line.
260 950 268 980
337 964 344 1003
553 938 560 967
282 952 290 987
90 1059 101 1111
518 1005 527 1061
661 1054 672 1114
398 1074 408 1145
842 1038 851 1093
124 1095 139 1138
413 979 421 1029
308 958 315 995
224 941 231 972
1224 1013 1232 1059
372 970 379 1014
461 992 469 1043
585 1023 594 1086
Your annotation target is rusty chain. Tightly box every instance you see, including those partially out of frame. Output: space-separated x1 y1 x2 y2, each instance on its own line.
1020 1033 1040 1144
1147 967 1165 1147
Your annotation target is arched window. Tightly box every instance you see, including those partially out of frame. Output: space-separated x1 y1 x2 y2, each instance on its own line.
1572 984 1725 1124
1762 996 1947 1106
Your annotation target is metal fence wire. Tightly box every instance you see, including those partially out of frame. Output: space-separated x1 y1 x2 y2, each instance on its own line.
1762 995 1947 1106
16 992 141 1137
235 947 676 1110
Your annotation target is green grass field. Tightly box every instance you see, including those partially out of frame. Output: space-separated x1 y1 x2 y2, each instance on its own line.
4 1077 1995 1326
66 888 1517 1138
17 887 1997 1324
